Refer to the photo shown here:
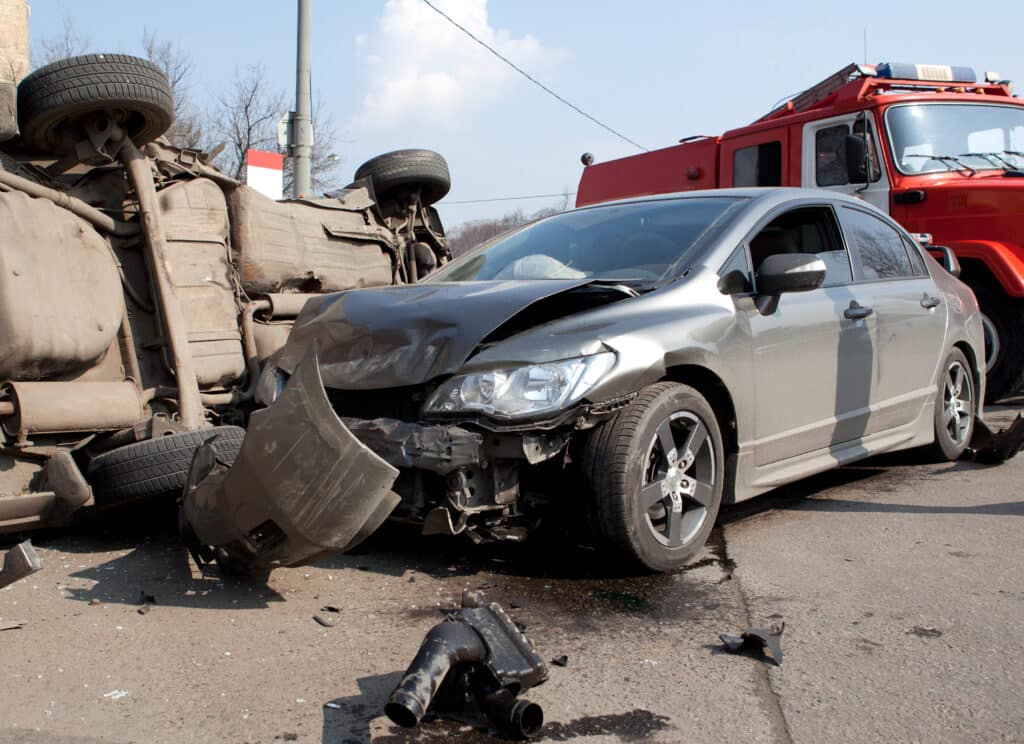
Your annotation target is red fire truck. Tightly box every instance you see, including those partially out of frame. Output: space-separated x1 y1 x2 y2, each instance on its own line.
577 63 1024 402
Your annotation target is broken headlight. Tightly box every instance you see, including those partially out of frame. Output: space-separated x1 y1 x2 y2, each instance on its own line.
424 352 616 420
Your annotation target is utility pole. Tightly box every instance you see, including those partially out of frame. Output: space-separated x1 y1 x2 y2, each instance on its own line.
293 0 313 198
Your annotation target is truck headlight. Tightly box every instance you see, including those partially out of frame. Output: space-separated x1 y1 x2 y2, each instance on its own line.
423 353 616 420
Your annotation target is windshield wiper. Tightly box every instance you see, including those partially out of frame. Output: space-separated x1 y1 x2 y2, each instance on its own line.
903 153 976 176
958 152 1019 170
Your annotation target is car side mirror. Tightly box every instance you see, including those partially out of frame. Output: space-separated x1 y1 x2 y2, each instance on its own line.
928 245 961 277
757 253 827 295
845 135 868 184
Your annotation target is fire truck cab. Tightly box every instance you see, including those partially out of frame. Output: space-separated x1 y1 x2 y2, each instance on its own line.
577 63 1024 402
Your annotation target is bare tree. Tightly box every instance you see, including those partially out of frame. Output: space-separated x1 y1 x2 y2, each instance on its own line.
33 16 93 68
141 30 205 149
206 64 285 182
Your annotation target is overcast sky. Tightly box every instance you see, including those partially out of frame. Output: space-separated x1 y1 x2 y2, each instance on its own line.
27 0 1024 229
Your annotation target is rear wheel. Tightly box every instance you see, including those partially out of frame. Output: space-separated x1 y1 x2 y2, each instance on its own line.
928 348 975 461
354 149 451 205
973 286 1024 403
582 382 724 572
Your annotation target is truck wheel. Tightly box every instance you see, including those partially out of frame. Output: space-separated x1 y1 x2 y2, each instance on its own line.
581 382 724 572
974 286 1024 403
89 427 245 507
17 53 174 155
354 149 451 205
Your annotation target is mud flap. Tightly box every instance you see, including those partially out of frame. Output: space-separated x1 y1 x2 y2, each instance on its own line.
182 352 400 570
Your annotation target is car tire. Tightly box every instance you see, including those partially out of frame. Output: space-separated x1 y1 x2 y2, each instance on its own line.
927 348 976 461
17 53 174 155
354 149 451 205
89 427 245 507
582 382 724 572
973 286 1024 403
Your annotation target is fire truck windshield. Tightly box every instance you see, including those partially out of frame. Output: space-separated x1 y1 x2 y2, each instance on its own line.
885 103 1024 175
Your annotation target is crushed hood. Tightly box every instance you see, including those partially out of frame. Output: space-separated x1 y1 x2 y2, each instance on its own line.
274 279 633 389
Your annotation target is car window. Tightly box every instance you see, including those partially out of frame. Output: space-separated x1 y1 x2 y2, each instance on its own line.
839 207 916 281
901 235 929 277
748 205 852 287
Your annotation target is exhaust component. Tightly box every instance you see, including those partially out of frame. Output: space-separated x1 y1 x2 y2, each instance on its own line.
1 381 145 441
182 351 400 571
119 139 204 431
385 598 549 738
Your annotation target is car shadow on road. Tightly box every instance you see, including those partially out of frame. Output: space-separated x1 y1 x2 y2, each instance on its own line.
5 500 287 610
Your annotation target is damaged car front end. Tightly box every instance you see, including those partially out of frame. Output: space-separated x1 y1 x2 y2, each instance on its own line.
183 190 989 574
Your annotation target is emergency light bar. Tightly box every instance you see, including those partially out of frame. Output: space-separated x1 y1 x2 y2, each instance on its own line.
876 63 976 84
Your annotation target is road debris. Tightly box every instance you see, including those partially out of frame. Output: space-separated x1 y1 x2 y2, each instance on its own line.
0 620 27 631
385 597 548 738
137 591 156 615
719 622 785 666
314 605 342 627
907 625 943 638
103 690 129 700
0 540 43 590
970 414 1024 463
551 655 569 667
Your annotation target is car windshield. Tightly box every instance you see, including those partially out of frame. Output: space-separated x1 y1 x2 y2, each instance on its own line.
428 197 744 284
885 103 1024 174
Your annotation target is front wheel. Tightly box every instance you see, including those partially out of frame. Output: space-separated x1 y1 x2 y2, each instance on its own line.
582 382 724 572
927 348 975 461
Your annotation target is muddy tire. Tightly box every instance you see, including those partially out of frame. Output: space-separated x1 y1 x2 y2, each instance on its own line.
581 382 724 572
974 286 1024 403
354 149 451 205
89 427 245 507
17 53 173 155
927 348 976 461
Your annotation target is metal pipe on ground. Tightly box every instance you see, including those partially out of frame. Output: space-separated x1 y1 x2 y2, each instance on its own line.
119 140 205 430
0 169 138 237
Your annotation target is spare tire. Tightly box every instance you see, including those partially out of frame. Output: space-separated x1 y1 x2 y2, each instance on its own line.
17 53 173 155
354 148 451 205
89 427 245 507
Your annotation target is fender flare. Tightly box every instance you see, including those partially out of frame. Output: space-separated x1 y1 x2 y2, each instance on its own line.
947 240 1024 297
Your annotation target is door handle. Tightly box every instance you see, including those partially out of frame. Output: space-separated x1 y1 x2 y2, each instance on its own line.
844 301 873 320
920 294 941 309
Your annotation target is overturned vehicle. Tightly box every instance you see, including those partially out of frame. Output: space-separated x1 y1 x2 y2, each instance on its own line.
185 188 988 574
0 54 451 533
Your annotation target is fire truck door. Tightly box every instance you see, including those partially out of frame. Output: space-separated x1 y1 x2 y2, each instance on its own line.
802 114 890 213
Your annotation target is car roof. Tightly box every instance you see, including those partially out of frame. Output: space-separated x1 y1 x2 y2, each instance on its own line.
575 186 884 215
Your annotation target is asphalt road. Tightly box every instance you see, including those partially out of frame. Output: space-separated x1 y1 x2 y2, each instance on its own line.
1 402 1021 743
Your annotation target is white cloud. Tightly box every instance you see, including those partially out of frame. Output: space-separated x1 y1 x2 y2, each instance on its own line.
348 0 564 130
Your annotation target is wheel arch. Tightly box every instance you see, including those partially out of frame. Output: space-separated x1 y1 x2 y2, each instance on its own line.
953 339 984 402
662 364 738 460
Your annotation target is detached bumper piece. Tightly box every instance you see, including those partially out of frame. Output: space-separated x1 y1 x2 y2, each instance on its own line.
386 595 549 739
970 414 1024 464
181 353 400 573
0 540 43 589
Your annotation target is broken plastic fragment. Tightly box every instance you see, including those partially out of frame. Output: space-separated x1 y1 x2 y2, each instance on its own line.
970 414 1024 463
719 622 784 666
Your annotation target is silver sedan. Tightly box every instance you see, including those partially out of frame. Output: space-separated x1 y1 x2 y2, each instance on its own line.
186 188 986 574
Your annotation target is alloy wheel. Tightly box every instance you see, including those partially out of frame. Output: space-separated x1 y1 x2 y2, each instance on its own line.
640 411 716 548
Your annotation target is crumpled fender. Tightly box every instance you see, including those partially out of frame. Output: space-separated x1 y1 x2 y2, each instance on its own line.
183 351 400 569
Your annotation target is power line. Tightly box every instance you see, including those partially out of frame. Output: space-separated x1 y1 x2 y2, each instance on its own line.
420 0 649 152
445 191 576 205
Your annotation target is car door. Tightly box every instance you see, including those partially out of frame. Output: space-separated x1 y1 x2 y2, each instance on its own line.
740 204 877 466
837 205 948 434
